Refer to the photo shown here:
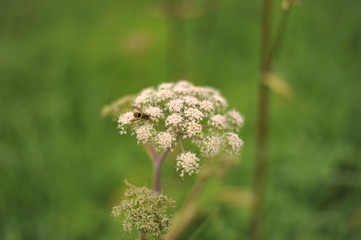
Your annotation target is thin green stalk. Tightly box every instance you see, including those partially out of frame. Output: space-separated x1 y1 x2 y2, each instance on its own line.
250 1 294 240
250 0 273 236
165 176 207 240
265 1 294 69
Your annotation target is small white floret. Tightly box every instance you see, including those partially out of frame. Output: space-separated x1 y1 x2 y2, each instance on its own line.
167 99 184 112
184 108 203 121
183 96 200 106
185 122 202 137
157 131 176 150
156 89 174 101
210 114 226 129
118 112 135 134
198 135 222 157
225 132 244 153
227 110 244 130
199 100 214 112
118 112 134 125
145 106 163 120
213 95 228 108
176 152 200 178
165 113 183 126
135 124 155 143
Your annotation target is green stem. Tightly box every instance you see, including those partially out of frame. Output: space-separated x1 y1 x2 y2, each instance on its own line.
250 1 294 240
249 0 273 240
165 176 207 240
153 150 168 195
178 138 185 152
265 0 294 69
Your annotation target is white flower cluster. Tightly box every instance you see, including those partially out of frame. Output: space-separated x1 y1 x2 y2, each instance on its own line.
117 81 244 177
176 152 200 178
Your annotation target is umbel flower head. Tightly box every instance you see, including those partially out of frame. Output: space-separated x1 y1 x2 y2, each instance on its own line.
116 81 244 177
112 186 175 237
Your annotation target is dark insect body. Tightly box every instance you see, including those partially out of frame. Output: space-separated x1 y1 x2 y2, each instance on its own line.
133 112 150 120
131 106 151 122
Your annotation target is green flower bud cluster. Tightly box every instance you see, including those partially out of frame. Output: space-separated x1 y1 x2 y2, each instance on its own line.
112 187 176 237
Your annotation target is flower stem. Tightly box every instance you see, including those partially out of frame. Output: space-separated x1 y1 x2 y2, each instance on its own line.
153 161 163 194
148 147 170 195
178 138 185 152
145 144 158 161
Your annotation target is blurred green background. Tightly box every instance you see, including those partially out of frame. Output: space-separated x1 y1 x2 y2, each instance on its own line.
1 0 361 239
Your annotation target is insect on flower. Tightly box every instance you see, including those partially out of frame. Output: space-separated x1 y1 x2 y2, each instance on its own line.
114 81 244 167
131 106 152 122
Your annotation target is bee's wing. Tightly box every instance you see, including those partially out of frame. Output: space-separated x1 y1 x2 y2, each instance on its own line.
101 94 136 120
130 118 141 122
132 106 143 113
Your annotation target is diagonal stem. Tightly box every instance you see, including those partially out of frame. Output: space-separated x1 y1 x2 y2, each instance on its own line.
145 143 158 161
264 0 294 70
165 175 207 240
178 138 185 152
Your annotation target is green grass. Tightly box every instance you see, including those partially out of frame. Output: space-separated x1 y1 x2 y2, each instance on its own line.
1 0 360 239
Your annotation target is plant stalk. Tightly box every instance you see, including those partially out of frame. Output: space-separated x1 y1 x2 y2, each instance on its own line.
145 144 171 195
165 176 207 240
249 0 273 240
250 1 294 240
153 148 171 195
153 161 163 194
